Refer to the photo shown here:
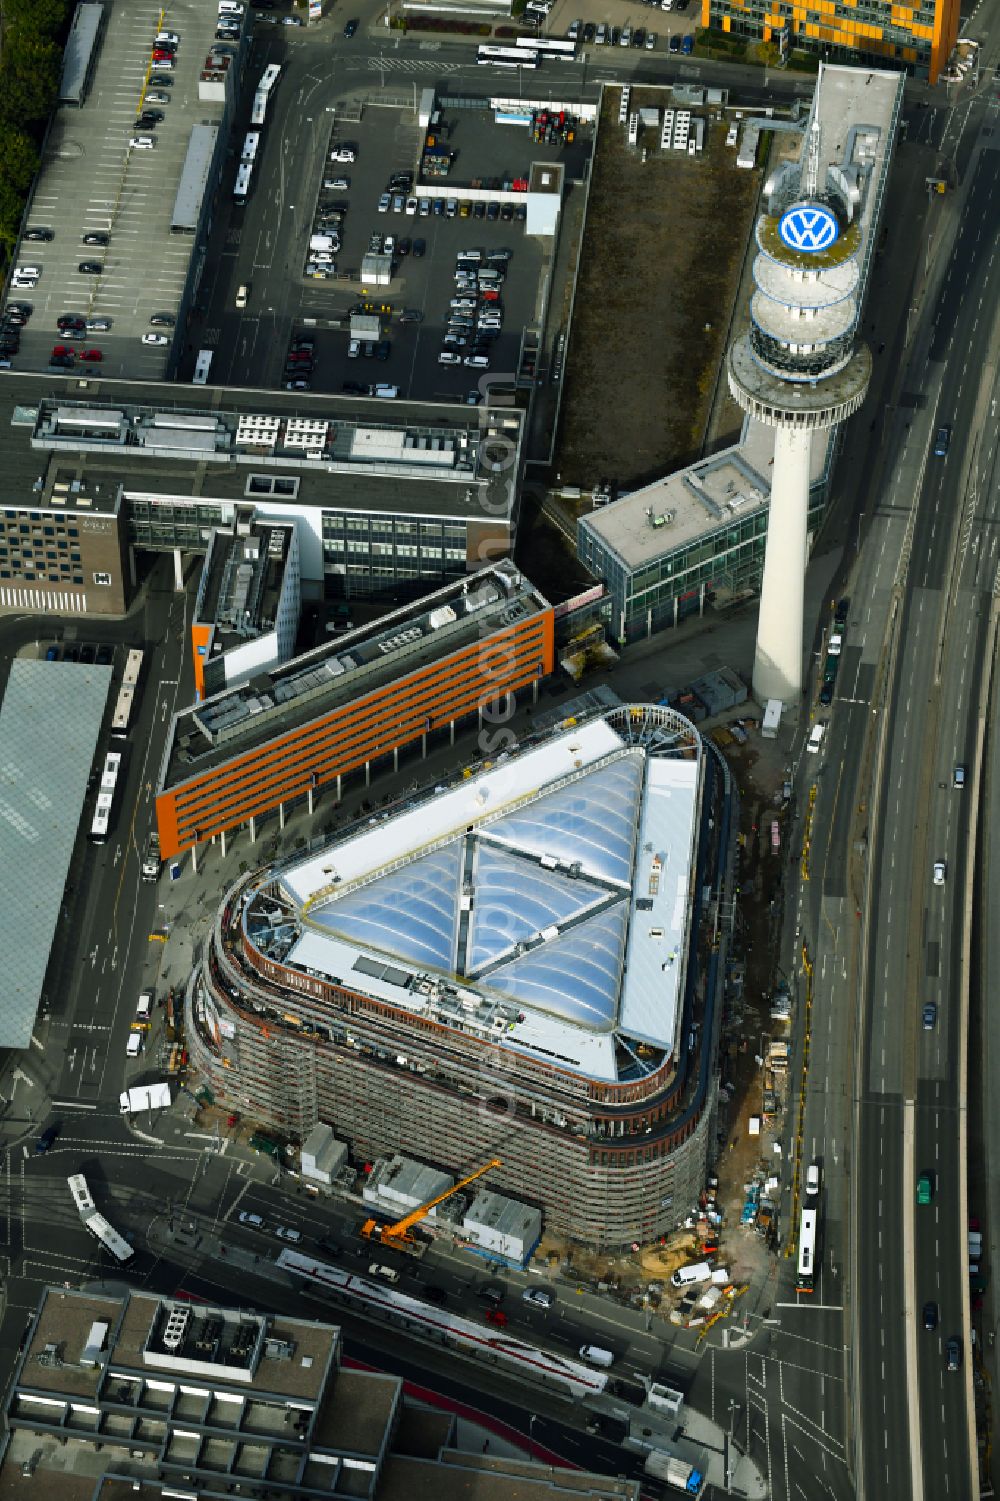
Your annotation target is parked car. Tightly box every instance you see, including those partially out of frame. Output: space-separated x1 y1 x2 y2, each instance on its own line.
149 313 175 327
129 136 157 149
343 17 359 35
24 228 54 242
79 349 103 362
522 1287 554 1308
142 333 169 346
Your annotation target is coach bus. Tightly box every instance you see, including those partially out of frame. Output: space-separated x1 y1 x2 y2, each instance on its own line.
477 45 538 68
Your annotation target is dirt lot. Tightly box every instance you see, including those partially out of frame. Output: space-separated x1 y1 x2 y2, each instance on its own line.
555 87 763 492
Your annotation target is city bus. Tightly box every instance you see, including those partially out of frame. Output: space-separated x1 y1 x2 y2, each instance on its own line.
796 1207 818 1294
241 130 260 165
110 647 143 740
477 45 538 68
234 162 253 205
89 750 122 844
192 349 213 386
515 35 576 56
67 1174 133 1263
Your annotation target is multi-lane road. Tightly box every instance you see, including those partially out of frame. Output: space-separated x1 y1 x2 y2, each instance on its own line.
792 60 999 1501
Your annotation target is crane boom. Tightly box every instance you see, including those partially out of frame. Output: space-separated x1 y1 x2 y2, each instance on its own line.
361 1158 501 1246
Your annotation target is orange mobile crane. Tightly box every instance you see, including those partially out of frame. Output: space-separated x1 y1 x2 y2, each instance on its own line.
360 1158 501 1249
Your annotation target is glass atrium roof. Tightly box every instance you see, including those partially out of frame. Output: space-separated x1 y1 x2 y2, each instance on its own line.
488 903 629 1029
313 842 463 970
467 844 608 973
484 755 643 886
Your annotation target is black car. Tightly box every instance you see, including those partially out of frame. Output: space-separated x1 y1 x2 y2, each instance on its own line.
149 313 175 327
78 261 103 275
515 204 526 221
342 380 366 394
58 316 86 330
78 644 96 664
34 1124 59 1154
343 17 358 35
669 32 680 51
24 228 54 242
583 21 596 40
634 26 646 44
412 238 426 258
835 597 849 626
397 237 411 257
4 311 27 326
477 1282 505 1303
923 1301 938 1331
7 302 32 316
375 340 391 361
818 682 833 706
95 644 113 666
138 110 164 125
63 645 80 661
149 74 173 87
82 233 110 247
50 354 75 368
946 1336 962 1371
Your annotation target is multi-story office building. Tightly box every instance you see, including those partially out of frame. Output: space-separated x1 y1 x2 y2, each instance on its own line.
0 377 522 618
156 563 554 860
2 1284 640 1499
188 702 736 1249
703 0 957 82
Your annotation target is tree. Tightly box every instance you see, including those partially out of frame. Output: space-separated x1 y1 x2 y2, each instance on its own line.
0 40 62 127
4 0 71 37
0 123 39 194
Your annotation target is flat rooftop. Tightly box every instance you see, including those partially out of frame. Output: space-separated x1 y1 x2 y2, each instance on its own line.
0 373 522 522
259 704 703 1084
0 660 112 1049
580 416 825 570
161 562 549 791
196 520 293 646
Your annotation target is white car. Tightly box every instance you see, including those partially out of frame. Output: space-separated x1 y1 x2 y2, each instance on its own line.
155 30 180 44
806 723 826 754
325 176 350 191
13 266 41 281
238 1210 264 1228
275 1225 302 1243
125 1030 143 1058
438 351 462 365
347 339 360 358
142 333 169 345
330 147 355 163
130 136 156 149
405 197 418 215
522 1287 554 1308
933 860 946 886
377 193 390 213
146 91 170 104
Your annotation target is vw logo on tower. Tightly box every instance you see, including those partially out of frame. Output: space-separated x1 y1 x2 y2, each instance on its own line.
778 203 840 254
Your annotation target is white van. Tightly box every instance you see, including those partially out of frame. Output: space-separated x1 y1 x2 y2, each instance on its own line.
125 1030 143 1058
670 1261 713 1289
578 1345 614 1367
135 990 153 1023
806 723 826 754
372 385 398 399
805 1162 821 1197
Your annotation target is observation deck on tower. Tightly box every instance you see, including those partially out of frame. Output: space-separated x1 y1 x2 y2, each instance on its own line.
729 114 872 431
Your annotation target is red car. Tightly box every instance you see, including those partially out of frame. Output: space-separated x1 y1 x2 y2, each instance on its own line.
151 49 172 61
485 1307 507 1328
481 289 501 303
79 348 103 362
51 344 74 357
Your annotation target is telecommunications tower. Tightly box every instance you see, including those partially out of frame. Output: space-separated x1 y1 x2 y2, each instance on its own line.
728 112 872 706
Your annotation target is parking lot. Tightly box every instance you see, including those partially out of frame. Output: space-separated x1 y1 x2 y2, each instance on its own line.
204 85 588 400
3 0 229 380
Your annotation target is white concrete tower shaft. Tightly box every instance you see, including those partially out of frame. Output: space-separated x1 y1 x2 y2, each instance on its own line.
728 120 871 706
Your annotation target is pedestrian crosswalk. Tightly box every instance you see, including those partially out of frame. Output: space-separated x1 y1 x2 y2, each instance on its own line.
360 57 466 73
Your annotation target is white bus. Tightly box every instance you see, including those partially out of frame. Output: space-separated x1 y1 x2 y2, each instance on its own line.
67 1175 133 1264
477 45 538 68
796 1207 817 1294
110 647 143 739
515 35 576 56
234 162 253 204
241 130 260 164
250 88 268 127
89 750 122 844
192 349 213 386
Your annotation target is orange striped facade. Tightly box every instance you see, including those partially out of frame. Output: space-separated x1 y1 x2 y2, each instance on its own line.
156 607 555 859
